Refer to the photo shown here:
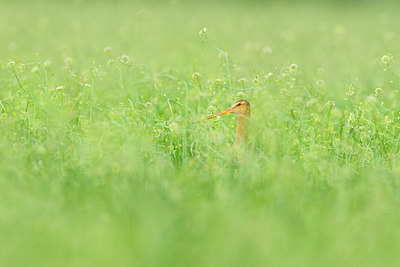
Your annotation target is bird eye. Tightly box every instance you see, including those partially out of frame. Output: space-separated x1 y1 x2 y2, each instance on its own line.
237 103 241 106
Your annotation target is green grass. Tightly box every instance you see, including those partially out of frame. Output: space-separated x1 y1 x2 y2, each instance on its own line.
2 0 400 266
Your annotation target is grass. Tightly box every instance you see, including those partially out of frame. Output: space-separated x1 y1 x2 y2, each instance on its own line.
1 0 400 266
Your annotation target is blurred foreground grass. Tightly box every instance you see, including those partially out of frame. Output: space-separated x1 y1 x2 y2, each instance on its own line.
1 0 400 266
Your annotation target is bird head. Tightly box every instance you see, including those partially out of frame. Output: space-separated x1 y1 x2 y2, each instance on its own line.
208 99 250 119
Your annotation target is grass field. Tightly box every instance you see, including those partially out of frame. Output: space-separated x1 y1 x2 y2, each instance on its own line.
2 0 400 266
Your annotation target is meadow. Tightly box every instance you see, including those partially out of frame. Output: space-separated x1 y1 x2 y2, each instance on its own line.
1 0 400 266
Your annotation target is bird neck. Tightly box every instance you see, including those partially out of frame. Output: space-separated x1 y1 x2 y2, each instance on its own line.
235 114 250 146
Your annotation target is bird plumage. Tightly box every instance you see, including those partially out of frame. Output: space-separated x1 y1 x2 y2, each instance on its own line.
208 99 251 147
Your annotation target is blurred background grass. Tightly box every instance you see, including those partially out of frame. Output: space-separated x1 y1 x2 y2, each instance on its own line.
1 0 400 266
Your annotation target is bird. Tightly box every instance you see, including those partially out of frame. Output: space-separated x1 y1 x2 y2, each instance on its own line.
208 99 251 147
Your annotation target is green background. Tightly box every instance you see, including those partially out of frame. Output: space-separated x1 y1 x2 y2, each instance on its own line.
1 1 400 266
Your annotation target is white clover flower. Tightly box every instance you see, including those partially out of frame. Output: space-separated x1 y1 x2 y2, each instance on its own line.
218 51 228 58
280 88 288 95
262 46 272 55
80 75 89 83
384 116 392 127
16 64 24 72
375 87 383 96
119 55 130 64
144 102 152 108
43 60 52 68
192 72 201 79
264 72 273 80
84 83 92 89
326 100 335 107
199 27 207 38
91 66 100 77
208 105 217 114
7 61 16 68
306 98 317 107
103 46 112 55
17 65 26 74
31 66 39 73
153 128 162 138
347 112 356 126
345 84 355 96
311 113 321 122
289 63 298 72
238 78 247 84
381 54 392 64
107 59 115 67
360 132 370 142
56 86 64 91
215 78 222 84
237 92 245 97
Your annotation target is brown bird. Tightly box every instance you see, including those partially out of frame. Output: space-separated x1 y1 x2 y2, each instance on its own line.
208 99 251 147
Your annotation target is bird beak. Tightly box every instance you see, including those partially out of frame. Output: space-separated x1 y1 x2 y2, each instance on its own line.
208 106 234 119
